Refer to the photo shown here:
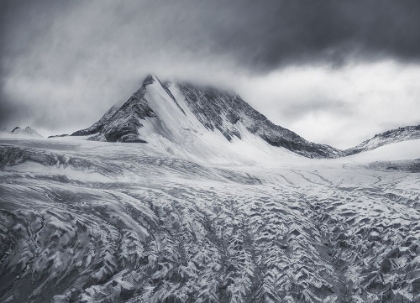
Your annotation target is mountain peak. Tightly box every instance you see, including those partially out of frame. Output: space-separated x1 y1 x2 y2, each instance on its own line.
70 76 341 159
3 126 43 138
141 74 158 87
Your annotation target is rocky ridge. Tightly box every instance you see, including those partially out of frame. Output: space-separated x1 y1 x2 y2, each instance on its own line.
345 125 420 156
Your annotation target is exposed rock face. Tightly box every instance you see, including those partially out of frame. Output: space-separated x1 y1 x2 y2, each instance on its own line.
71 75 342 158
345 125 420 155
72 75 156 142
48 134 69 138
176 83 341 158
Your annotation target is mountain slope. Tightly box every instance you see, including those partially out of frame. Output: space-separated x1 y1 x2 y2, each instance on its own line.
0 126 43 138
344 125 420 155
71 75 341 159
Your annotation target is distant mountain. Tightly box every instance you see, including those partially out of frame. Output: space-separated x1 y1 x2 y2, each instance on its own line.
1 126 43 138
71 75 341 159
48 134 69 138
344 125 420 155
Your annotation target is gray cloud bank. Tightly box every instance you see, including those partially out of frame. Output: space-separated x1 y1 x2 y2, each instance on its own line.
1 0 420 147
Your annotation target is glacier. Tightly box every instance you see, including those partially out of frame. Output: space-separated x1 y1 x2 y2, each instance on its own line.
1 75 420 302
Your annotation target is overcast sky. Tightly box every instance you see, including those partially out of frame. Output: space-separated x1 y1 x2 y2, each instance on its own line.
1 0 420 148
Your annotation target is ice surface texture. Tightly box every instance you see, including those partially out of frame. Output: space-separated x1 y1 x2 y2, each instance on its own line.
1 138 420 302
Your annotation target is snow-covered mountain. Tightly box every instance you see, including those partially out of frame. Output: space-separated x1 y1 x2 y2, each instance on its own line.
345 125 420 155
0 126 43 138
71 75 342 160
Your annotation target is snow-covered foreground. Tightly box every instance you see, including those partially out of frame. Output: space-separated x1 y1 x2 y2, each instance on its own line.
1 138 420 303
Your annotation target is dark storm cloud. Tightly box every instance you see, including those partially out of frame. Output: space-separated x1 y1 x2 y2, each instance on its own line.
1 0 420 143
172 0 420 69
2 0 420 74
